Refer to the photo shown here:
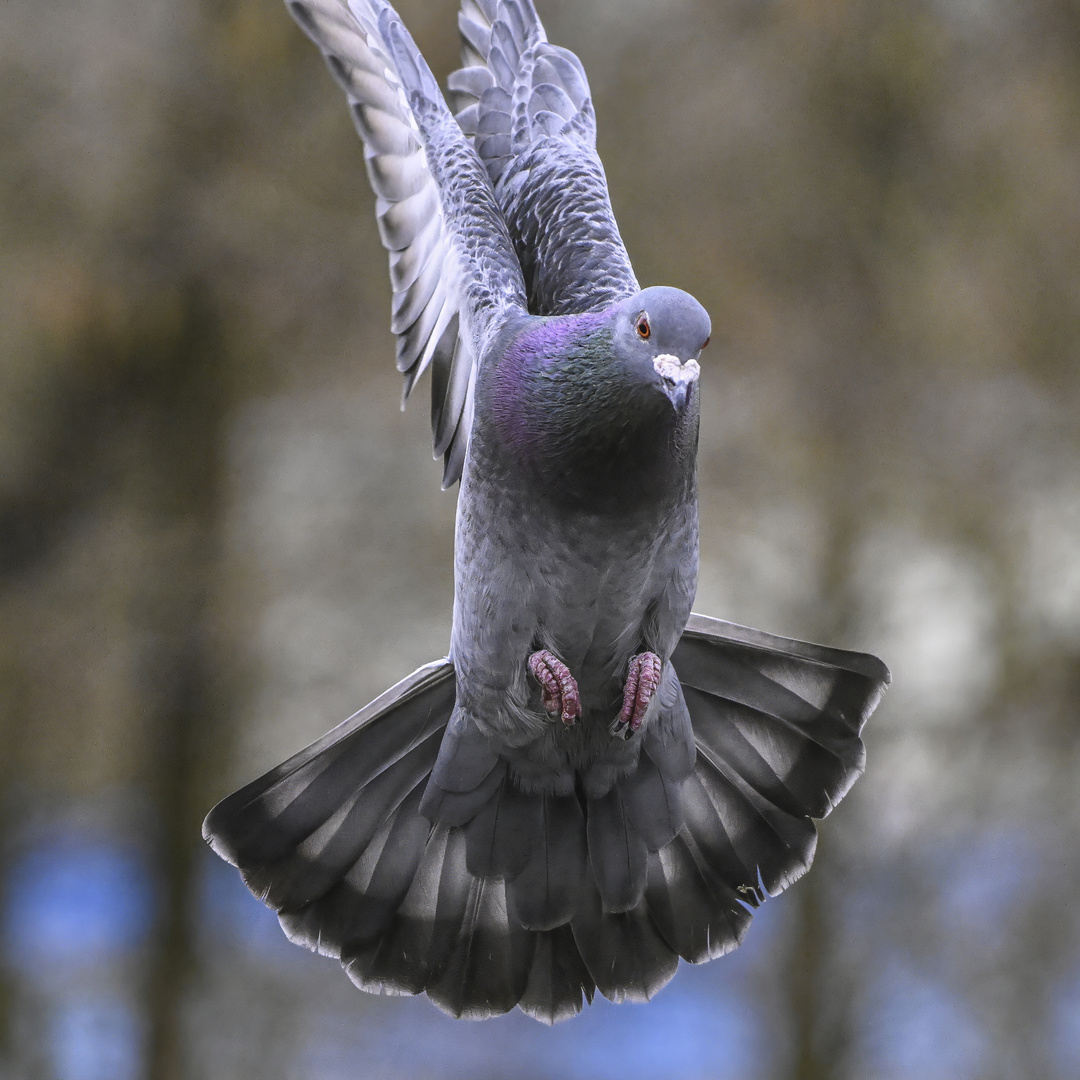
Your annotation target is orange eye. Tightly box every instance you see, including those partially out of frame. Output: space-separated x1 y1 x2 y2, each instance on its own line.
701 336 710 350
635 314 651 340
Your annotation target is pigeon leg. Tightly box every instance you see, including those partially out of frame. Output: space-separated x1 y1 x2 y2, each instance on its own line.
527 650 581 725
611 652 662 738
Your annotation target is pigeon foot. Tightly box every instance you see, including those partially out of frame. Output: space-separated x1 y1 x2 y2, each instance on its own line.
611 652 662 739
527 649 581 725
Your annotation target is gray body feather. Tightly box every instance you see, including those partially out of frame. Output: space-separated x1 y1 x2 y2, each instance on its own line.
204 0 890 1023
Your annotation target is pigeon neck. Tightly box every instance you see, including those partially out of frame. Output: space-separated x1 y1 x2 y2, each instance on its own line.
484 314 698 512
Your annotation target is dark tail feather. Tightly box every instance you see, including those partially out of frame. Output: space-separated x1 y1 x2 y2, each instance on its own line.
518 925 596 1025
641 664 696 783
464 772 542 878
506 792 587 931
350 822 536 1018
673 613 889 819
645 837 753 964
203 615 888 1022
617 751 684 851
626 612 890 963
570 879 680 1003
425 876 534 1018
203 655 595 1020
203 658 455 909
278 778 432 960
343 823 468 995
419 705 506 825
250 734 444 910
663 614 889 907
585 785 648 912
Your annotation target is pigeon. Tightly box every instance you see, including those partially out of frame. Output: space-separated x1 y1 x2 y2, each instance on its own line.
203 0 891 1023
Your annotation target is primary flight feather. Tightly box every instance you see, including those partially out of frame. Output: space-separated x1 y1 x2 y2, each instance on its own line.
203 0 890 1023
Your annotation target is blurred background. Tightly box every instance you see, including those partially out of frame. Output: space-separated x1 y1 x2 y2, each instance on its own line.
2 0 1079 1076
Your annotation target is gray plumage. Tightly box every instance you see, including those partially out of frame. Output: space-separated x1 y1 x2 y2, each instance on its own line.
204 0 890 1024
450 0 639 313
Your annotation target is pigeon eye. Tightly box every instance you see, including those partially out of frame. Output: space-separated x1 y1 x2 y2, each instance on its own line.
635 314 651 340
701 336 710 350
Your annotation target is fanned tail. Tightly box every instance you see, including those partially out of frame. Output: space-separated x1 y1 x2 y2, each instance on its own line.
204 615 888 1022
204 659 455 913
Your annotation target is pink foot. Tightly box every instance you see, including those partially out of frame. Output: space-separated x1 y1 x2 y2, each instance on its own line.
527 649 581 725
612 652 662 738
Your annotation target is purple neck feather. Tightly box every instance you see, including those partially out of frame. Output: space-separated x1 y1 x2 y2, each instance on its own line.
491 311 609 452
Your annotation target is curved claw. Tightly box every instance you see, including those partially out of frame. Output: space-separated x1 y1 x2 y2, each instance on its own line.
527 649 581 725
612 652 662 738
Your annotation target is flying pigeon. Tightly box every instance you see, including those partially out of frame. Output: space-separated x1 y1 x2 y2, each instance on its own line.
203 0 890 1023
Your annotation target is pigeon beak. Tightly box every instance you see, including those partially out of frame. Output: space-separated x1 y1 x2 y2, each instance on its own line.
653 354 700 411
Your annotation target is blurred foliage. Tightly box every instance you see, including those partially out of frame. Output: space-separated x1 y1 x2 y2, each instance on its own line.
1 0 1079 1078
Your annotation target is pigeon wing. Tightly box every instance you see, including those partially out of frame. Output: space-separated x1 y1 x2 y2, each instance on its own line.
449 0 640 314
287 0 529 485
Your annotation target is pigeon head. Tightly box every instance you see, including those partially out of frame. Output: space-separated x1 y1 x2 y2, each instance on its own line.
481 292 709 509
609 287 711 412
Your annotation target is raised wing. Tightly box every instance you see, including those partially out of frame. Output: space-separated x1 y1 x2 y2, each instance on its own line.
448 0 640 315
287 0 528 486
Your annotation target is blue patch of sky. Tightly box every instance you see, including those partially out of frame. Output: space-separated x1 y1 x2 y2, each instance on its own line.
195 849 306 963
247 861 789 1080
5 819 1069 1080
281 886 785 1080
49 997 143 1080
3 832 156 976
1052 968 1080 1077
933 827 1044 938
292 971 764 1080
2 827 152 1078
0 828 798 1080
843 825 1047 965
859 960 987 1079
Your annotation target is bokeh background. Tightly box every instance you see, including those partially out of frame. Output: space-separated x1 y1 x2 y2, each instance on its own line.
3 0 1079 1076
